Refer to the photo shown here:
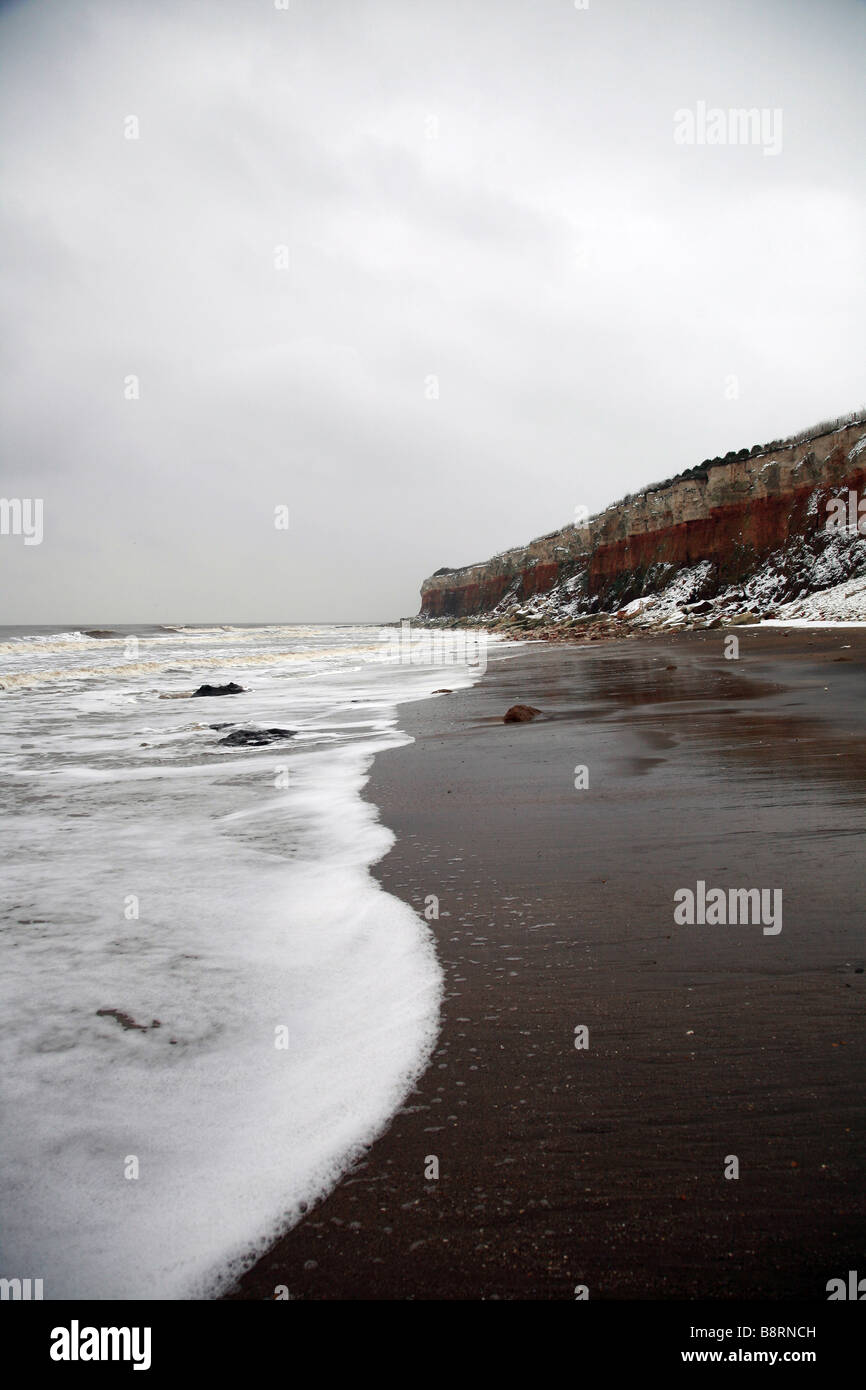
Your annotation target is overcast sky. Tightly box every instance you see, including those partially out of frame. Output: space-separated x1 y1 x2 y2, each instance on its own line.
1 0 864 623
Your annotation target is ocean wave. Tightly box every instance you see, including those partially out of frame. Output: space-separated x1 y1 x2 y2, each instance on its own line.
0 626 492 1298
0 644 384 690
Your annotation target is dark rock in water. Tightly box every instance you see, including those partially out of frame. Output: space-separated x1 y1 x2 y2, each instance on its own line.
192 682 245 697
432 688 453 694
85 629 121 639
503 704 542 723
218 727 295 746
209 723 234 730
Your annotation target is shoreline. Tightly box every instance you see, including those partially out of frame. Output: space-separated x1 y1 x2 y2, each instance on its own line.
228 625 866 1299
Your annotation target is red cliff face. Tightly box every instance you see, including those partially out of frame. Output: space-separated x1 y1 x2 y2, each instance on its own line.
419 422 866 619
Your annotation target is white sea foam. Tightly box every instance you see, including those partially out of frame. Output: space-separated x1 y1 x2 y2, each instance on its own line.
0 624 501 1298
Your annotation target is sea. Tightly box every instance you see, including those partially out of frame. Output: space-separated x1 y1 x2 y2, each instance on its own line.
0 621 499 1298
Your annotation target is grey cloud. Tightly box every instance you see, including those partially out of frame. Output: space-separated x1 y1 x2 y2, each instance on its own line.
0 0 864 622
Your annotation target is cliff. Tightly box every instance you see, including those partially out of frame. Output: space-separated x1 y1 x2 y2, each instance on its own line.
419 413 866 628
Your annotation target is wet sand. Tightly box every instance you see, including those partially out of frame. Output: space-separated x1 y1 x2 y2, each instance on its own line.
229 626 866 1299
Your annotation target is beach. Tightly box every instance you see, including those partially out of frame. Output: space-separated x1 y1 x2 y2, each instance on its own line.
230 625 866 1300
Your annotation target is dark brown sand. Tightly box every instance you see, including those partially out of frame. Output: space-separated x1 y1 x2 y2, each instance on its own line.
229 626 866 1300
